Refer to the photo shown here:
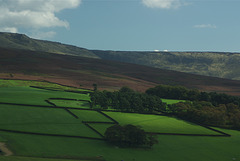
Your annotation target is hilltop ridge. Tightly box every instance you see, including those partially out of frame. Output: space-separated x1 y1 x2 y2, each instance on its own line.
1 47 240 96
0 32 98 58
1 32 240 80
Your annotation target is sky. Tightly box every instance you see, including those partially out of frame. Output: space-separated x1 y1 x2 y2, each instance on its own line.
0 0 240 52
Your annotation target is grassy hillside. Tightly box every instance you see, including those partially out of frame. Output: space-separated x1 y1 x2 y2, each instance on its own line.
0 32 98 58
92 50 240 80
0 156 82 161
103 112 219 135
0 79 240 161
1 129 240 161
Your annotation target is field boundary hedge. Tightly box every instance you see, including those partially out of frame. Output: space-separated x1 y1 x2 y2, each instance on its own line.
97 111 119 124
0 101 93 111
0 98 232 141
146 132 229 137
102 111 232 137
0 101 115 139
79 111 119 138
0 128 104 140
45 100 79 119
48 98 91 107
83 122 104 138
0 78 93 91
30 86 92 94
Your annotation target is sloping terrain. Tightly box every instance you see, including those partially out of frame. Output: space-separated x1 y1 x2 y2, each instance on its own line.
0 32 98 58
0 80 239 161
1 47 240 96
1 32 240 80
92 50 240 80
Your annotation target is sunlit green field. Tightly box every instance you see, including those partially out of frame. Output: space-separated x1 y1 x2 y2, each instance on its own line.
161 98 186 104
104 111 220 135
48 99 90 108
0 79 89 92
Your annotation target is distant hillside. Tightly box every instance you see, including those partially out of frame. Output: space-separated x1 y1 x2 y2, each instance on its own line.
1 32 240 80
0 32 98 58
1 47 240 96
92 50 240 80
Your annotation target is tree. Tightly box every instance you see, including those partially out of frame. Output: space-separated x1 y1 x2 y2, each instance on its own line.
93 83 98 91
104 124 157 148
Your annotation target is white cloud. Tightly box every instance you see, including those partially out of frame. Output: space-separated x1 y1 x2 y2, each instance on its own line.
194 24 217 29
0 27 18 33
0 0 81 36
142 0 183 9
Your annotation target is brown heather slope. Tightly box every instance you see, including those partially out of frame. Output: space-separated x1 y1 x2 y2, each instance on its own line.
1 47 240 96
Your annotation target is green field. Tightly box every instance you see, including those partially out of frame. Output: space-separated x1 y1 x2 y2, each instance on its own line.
0 128 239 161
0 86 90 106
0 135 6 142
0 79 89 92
161 98 186 104
0 156 86 161
0 104 101 138
89 124 114 136
104 112 220 135
0 79 240 161
49 99 90 108
69 110 110 122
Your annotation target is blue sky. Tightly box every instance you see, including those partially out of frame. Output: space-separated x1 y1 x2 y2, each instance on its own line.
0 0 240 52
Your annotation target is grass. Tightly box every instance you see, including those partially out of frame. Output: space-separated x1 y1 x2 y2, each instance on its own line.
0 104 100 138
161 98 186 104
0 156 87 161
0 128 239 161
0 79 240 161
104 112 220 135
69 110 111 122
49 100 90 108
0 86 90 106
88 124 113 136
0 135 6 142
0 79 80 91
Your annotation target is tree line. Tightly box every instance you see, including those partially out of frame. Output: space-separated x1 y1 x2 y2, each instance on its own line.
146 84 240 106
90 87 166 113
90 85 240 130
146 85 240 130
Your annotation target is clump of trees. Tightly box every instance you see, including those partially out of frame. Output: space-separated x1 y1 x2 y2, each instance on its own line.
90 85 240 130
146 85 240 129
90 87 166 113
104 124 158 148
166 101 240 129
146 85 240 106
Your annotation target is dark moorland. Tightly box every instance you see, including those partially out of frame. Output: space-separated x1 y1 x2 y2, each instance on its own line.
1 47 240 96
1 32 240 80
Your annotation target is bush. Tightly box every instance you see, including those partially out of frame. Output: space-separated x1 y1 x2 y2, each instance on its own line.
104 124 158 148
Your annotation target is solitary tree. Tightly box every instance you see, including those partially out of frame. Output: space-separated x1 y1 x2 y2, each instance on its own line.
93 83 98 91
104 124 158 148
